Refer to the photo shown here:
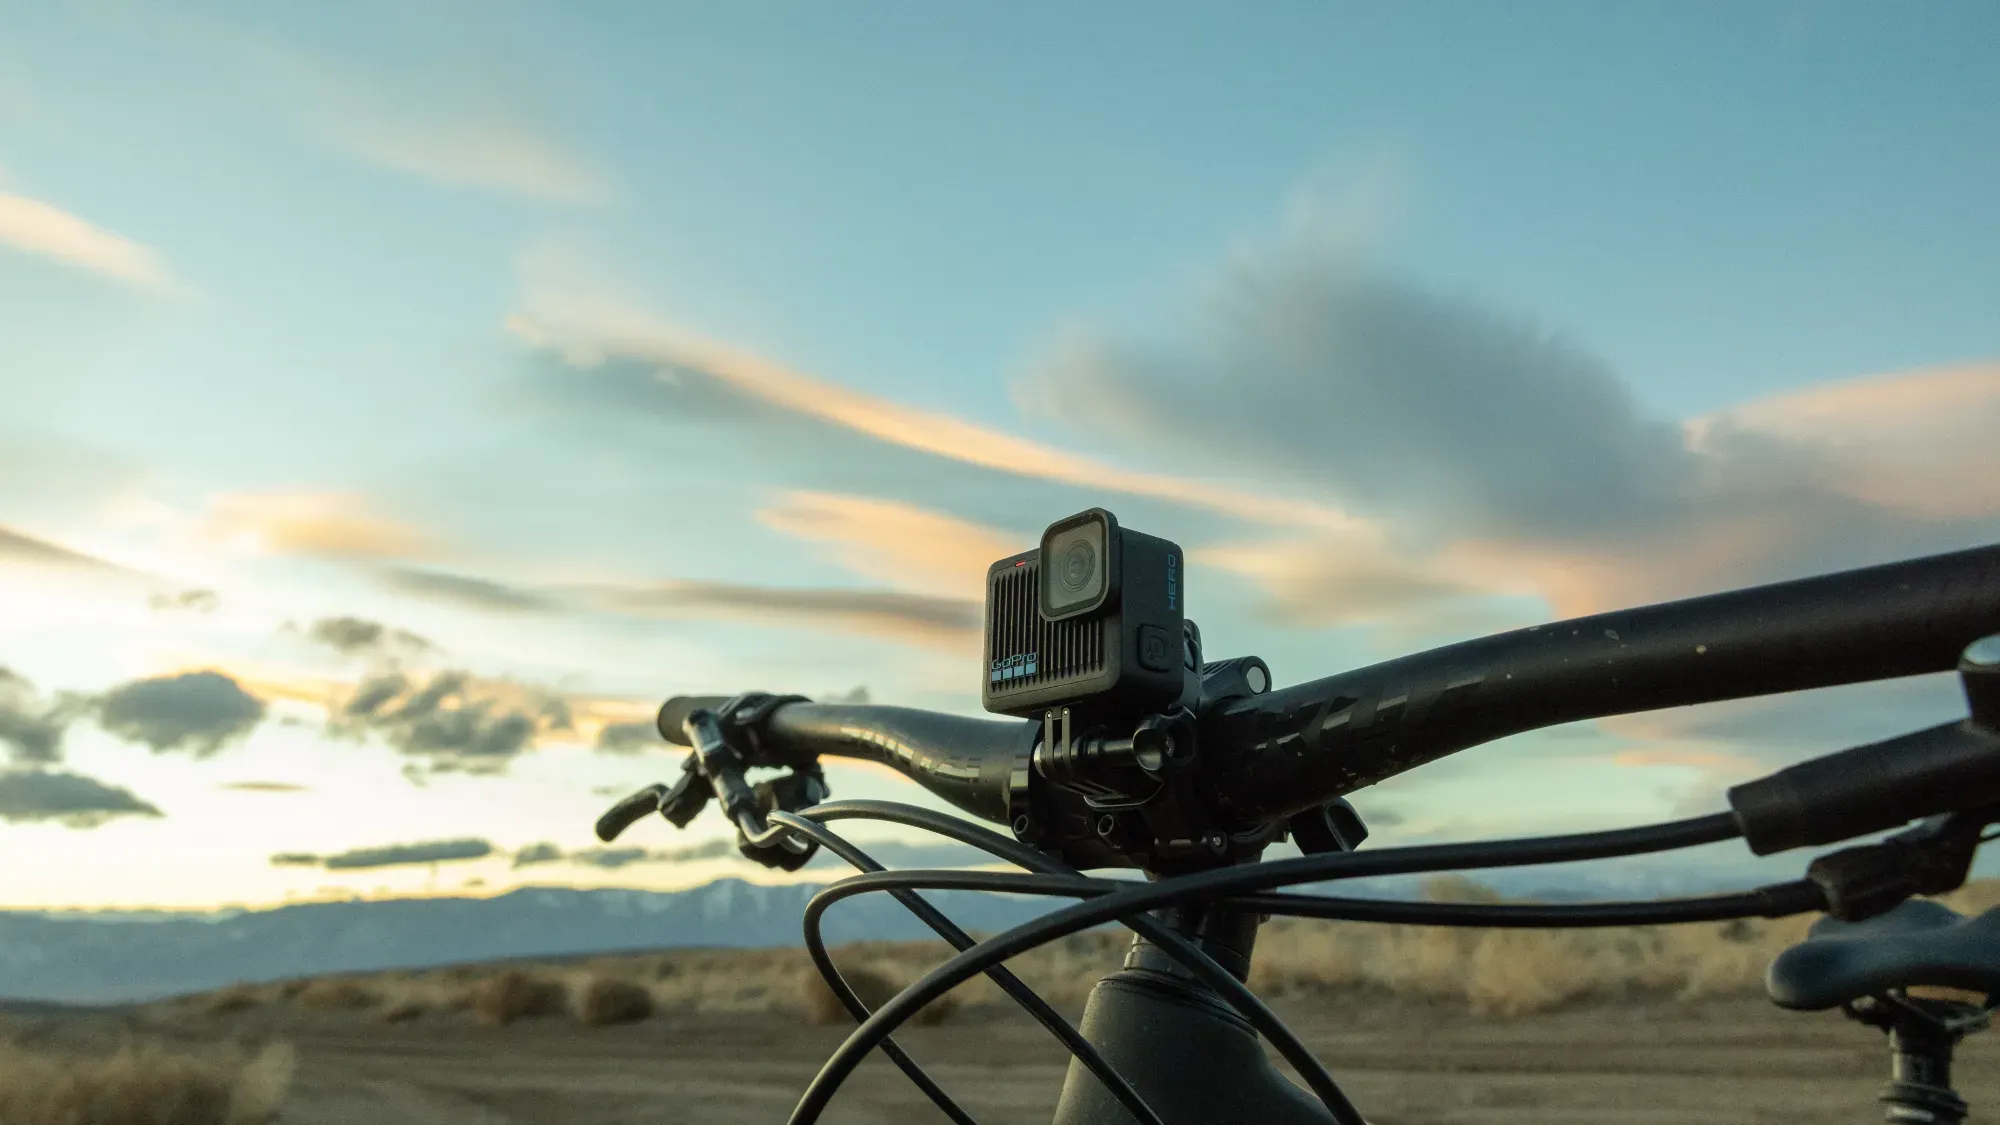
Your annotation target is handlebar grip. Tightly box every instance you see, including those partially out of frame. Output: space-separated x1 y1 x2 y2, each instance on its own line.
1729 721 2000 854
1212 542 2000 822
658 697 732 744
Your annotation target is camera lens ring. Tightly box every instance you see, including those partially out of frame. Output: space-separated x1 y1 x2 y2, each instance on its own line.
1059 540 1097 593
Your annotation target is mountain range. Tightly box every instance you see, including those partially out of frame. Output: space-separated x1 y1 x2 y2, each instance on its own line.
0 852 1803 1006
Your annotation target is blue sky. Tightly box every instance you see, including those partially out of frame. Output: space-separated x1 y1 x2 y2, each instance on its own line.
1 1 1996 910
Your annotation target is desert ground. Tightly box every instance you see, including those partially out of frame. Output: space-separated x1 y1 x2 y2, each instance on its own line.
7 878 1998 1124
8 991 1996 1125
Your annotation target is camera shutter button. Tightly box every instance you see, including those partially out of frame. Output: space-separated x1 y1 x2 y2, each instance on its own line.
1137 625 1174 672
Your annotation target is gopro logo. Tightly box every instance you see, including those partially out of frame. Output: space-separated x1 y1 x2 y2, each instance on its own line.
1166 553 1178 611
989 652 1039 683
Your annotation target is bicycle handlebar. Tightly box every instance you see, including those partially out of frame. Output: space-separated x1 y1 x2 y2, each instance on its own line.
1210 542 2000 821
656 700 1035 825
656 542 2000 835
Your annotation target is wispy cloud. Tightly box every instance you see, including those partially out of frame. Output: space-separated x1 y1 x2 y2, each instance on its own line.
507 246 1358 532
579 579 981 652
378 567 564 614
272 837 495 871
241 38 608 205
0 523 139 577
0 191 178 292
757 491 1021 599
368 557 984 652
149 588 220 615
329 115 608 205
203 492 439 561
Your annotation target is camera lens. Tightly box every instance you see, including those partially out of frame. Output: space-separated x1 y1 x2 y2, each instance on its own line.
1060 540 1097 592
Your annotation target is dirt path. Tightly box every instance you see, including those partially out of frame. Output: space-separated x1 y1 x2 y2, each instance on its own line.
263 996 1999 1124
16 994 1997 1123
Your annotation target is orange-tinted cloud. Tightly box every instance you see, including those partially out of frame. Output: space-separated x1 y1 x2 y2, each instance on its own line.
203 492 438 561
756 491 1020 600
0 191 177 291
1689 362 2000 521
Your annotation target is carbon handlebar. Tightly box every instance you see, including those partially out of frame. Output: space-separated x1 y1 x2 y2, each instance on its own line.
1209 543 2000 821
656 700 1035 825
659 542 2000 833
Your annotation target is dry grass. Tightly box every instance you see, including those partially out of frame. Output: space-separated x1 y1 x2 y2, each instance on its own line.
0 1037 294 1125
572 975 654 1027
177 878 2000 1026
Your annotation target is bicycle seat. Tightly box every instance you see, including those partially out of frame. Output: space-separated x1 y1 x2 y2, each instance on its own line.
1766 899 2000 1010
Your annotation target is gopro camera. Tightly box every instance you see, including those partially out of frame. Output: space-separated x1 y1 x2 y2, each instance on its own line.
982 508 1186 718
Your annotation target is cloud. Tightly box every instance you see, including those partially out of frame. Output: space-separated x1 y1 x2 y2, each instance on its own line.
300 615 436 658
378 567 564 614
378 557 979 650
1013 211 2000 623
204 492 438 561
328 669 570 773
581 579 981 651
0 191 178 291
511 842 563 868
595 720 658 753
1189 533 1494 629
149 588 220 614
271 837 496 871
330 116 608 205
569 847 652 870
219 781 308 793
757 491 1021 599
0 668 78 766
510 838 737 869
1697 364 2000 521
0 524 140 577
0 770 163 828
1603 674 1969 767
242 37 608 204
506 246 1358 532
94 670 267 756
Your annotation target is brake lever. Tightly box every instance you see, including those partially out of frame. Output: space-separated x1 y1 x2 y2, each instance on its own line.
595 783 669 843
686 699 825 872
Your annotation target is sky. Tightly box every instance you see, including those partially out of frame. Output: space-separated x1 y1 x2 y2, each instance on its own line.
0 0 1996 911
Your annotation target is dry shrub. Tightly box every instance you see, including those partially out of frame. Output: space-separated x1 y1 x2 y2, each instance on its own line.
572 976 655 1027
200 985 265 1017
800 965 896 1025
908 990 961 1027
273 980 311 1002
0 1037 295 1125
799 965 961 1026
472 969 567 1027
293 978 378 1011
377 998 426 1024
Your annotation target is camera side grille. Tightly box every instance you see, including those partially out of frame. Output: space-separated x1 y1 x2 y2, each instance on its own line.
989 559 1104 689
